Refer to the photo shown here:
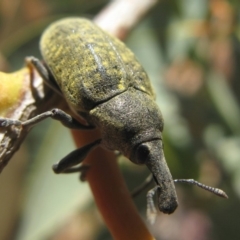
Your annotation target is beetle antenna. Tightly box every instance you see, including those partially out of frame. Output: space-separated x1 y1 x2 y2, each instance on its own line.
132 176 228 199
174 179 228 198
145 177 228 224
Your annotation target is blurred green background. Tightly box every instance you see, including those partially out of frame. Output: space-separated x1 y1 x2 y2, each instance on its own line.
0 0 240 239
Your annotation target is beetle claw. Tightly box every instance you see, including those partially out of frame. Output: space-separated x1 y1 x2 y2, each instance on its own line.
52 164 90 181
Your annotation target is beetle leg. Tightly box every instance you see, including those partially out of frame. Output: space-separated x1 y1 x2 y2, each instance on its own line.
60 165 90 181
131 174 154 198
26 56 62 95
0 108 94 130
52 139 101 174
146 185 159 224
60 165 89 173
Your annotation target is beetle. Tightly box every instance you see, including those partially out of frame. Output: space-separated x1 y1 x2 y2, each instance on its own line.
0 18 227 217
38 17 178 214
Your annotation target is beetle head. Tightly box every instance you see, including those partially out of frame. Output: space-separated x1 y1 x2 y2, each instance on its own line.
131 139 178 214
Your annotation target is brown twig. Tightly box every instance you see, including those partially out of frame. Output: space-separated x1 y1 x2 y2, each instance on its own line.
72 130 154 240
94 0 158 39
0 66 63 172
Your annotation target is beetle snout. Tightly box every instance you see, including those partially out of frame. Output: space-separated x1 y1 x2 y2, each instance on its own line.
143 140 178 214
153 177 178 214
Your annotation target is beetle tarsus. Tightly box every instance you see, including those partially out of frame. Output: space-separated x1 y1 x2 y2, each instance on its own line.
146 186 158 224
52 165 90 181
0 118 22 128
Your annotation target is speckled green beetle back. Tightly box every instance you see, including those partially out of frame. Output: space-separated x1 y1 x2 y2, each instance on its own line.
40 18 154 111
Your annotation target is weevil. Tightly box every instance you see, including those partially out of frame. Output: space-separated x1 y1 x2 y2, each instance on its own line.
0 18 227 218
38 17 178 214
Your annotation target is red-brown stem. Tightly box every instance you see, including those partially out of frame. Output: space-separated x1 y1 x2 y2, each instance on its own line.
70 1 159 238
71 129 154 240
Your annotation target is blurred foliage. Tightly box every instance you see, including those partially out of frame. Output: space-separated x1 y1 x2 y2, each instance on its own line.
0 0 240 240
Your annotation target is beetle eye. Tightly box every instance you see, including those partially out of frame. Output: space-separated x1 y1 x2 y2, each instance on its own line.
135 144 150 164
